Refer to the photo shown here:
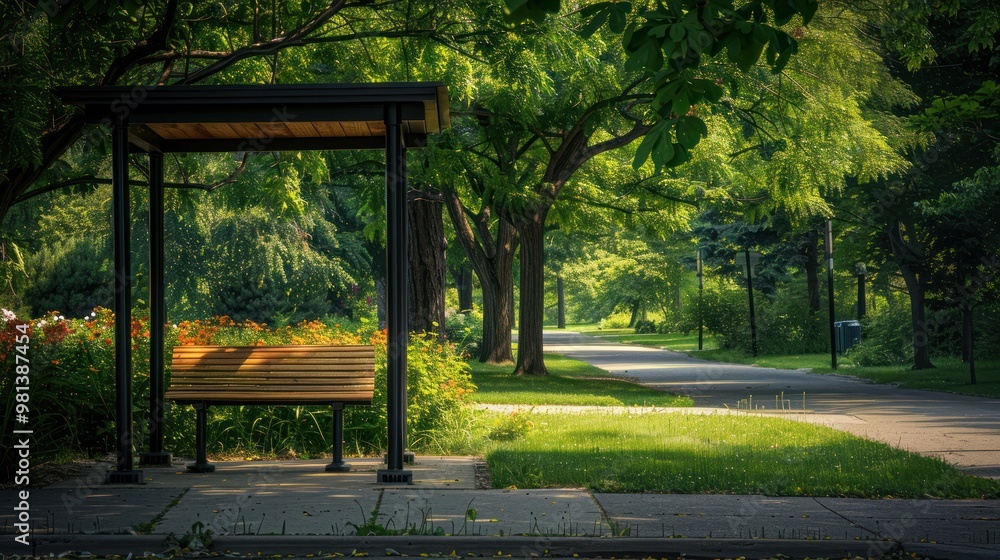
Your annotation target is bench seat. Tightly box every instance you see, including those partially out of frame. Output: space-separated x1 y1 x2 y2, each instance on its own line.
166 344 375 472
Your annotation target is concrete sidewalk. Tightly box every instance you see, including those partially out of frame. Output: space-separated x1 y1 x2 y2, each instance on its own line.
2 457 998 558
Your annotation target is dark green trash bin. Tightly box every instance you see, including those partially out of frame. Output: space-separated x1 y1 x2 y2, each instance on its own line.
834 320 861 353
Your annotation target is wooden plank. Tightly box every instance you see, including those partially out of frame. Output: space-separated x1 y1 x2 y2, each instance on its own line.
149 123 197 140
311 121 347 137
284 121 320 137
193 122 241 139
172 345 374 353
173 344 374 350
255 121 295 138
170 368 373 376
167 392 374 402
171 364 374 372
227 123 266 139
171 354 375 362
166 386 374 394
339 121 372 136
167 378 374 386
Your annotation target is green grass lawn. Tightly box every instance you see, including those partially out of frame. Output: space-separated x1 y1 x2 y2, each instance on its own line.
592 331 719 352
484 412 1000 498
468 353 692 407
453 351 999 498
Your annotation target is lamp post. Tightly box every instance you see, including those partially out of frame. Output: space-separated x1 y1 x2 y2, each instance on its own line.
854 262 867 320
697 249 704 351
826 219 837 369
735 249 760 357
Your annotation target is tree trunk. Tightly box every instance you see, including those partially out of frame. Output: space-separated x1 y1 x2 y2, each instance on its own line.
443 189 517 364
804 230 820 313
480 262 516 363
514 208 549 375
408 191 447 337
556 276 565 329
450 264 474 312
628 300 641 327
887 223 935 370
898 264 935 370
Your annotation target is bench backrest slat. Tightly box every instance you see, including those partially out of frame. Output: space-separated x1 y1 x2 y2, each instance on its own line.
166 344 376 406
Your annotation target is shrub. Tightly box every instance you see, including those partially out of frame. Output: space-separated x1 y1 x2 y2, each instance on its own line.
845 303 915 366
598 311 632 329
444 306 484 358
633 320 657 334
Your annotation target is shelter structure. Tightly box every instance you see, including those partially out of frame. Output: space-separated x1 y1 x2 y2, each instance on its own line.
56 83 450 485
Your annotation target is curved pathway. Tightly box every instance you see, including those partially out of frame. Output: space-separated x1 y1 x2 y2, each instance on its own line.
543 330 1000 478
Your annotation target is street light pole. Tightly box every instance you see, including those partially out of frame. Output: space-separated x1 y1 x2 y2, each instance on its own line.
826 219 837 369
745 247 758 357
697 249 704 351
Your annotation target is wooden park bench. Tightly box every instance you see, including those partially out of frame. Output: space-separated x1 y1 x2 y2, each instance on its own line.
166 345 375 473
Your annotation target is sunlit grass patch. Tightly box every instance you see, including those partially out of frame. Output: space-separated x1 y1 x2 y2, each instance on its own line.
468 354 692 407
485 412 1000 499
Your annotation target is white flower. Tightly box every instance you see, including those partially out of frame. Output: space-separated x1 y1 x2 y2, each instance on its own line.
1 308 15 323
91 311 97 317
58 315 65 321
37 319 47 328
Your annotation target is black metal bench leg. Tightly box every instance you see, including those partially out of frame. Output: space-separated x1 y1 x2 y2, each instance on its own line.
187 403 215 473
326 404 350 472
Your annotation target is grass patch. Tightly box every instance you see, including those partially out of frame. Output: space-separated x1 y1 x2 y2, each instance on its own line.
690 349 832 370
818 357 1000 398
485 412 1000 498
468 353 692 407
690 349 1000 398
551 324 632 334
592 331 719 352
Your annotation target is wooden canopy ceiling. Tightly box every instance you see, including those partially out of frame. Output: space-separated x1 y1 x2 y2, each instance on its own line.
57 83 450 153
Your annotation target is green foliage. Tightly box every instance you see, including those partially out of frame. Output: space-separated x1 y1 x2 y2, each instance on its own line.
633 319 656 334
485 411 534 441
444 307 485 358
699 276 750 350
845 303 913 367
700 275 830 355
22 237 112 318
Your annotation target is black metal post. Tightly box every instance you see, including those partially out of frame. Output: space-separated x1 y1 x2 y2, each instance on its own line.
697 249 704 351
826 220 837 369
188 403 215 472
378 103 412 484
326 405 350 472
745 248 758 357
557 276 565 329
857 272 866 320
140 151 171 466
106 118 143 484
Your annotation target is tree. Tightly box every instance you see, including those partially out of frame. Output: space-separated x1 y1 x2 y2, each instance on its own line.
835 0 999 369
493 0 820 374
0 0 491 223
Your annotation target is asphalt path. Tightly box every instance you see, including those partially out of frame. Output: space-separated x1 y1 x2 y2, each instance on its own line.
543 330 1000 478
